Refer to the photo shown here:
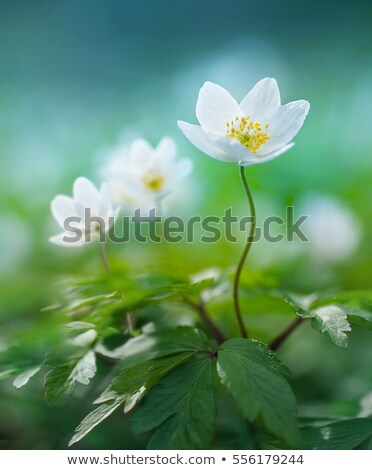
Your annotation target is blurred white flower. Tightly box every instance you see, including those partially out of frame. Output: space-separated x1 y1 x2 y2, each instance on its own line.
178 78 309 166
50 177 118 247
299 195 362 262
103 137 192 207
248 195 303 268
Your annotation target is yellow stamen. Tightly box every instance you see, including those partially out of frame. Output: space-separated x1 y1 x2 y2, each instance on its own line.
142 170 165 192
226 115 270 153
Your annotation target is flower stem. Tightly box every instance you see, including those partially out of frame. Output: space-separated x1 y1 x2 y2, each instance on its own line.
99 241 134 334
269 317 305 351
233 166 256 338
100 241 111 273
184 298 226 344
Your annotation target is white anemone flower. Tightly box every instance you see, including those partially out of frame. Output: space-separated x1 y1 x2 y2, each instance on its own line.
104 137 193 203
50 177 118 247
298 195 362 262
178 78 310 166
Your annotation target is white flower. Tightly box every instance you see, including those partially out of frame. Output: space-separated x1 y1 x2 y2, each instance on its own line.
178 78 310 166
104 137 193 203
50 177 118 247
298 195 362 262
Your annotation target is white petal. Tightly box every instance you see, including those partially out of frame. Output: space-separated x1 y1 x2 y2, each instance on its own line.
177 121 233 163
73 201 86 221
49 232 85 247
51 195 77 229
214 135 255 163
103 206 120 233
113 206 121 223
256 100 310 155
196 81 242 136
129 139 154 170
239 77 281 121
117 173 145 199
73 177 101 213
99 182 114 219
163 158 193 194
155 137 176 168
239 143 295 166
107 179 131 205
175 158 193 181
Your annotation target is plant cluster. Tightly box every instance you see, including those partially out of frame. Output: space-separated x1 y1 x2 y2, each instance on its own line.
2 78 372 450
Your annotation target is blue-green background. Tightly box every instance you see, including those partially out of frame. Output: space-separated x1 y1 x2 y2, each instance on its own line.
1 0 372 449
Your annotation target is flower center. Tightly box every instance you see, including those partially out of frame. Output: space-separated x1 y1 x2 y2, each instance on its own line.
142 170 165 192
226 116 270 153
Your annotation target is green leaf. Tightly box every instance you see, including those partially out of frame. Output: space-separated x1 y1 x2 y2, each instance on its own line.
285 293 352 348
217 338 299 447
340 305 372 331
312 290 372 311
96 326 213 365
132 356 216 449
45 351 96 405
0 341 52 381
69 351 196 446
64 322 96 335
301 418 372 449
0 369 17 380
68 399 123 447
13 366 42 389
310 306 351 349
69 327 215 446
107 351 196 402
276 291 315 317
359 392 372 418
249 288 371 344
102 327 214 401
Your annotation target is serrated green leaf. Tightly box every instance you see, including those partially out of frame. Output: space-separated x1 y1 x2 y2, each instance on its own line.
0 338 57 381
102 327 214 402
68 399 123 447
69 350 198 446
96 326 213 366
312 290 372 311
310 306 351 349
217 338 299 447
0 369 16 380
45 350 96 405
301 418 372 449
13 366 42 389
298 416 343 426
277 291 315 317
284 293 352 348
108 351 196 401
293 290 372 334
340 305 372 331
132 356 216 449
64 322 96 334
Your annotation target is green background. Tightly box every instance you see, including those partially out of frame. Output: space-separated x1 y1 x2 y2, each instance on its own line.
1 0 372 449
